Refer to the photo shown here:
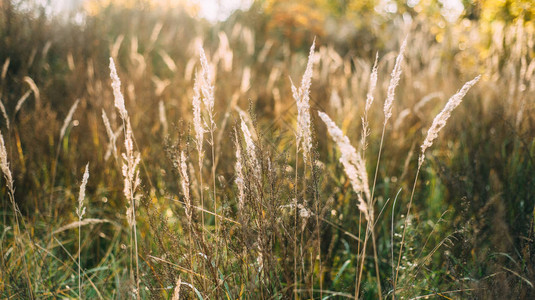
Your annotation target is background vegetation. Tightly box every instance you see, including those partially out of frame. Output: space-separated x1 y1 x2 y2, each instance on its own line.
0 0 534 298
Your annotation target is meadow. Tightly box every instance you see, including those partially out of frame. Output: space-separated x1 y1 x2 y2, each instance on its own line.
0 0 534 299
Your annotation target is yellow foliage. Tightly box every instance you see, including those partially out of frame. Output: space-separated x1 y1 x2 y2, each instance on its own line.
84 0 199 16
265 1 326 47
480 0 535 24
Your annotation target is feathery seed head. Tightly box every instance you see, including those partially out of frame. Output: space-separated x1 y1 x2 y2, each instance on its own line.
292 38 316 162
171 277 182 300
102 109 118 161
234 128 246 210
76 163 89 219
199 47 215 115
419 75 481 166
179 150 192 221
365 52 379 113
240 114 260 181
109 58 128 120
122 120 141 227
318 111 371 219
192 74 204 155
0 130 13 191
383 37 407 123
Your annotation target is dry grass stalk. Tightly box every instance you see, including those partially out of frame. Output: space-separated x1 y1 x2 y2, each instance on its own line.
122 120 141 227
198 46 222 291
59 99 80 142
14 90 32 114
101 109 120 161
0 130 13 193
76 163 89 220
318 112 370 220
177 149 195 286
394 75 481 297
109 58 128 120
199 47 215 116
192 75 204 157
53 218 112 234
361 53 379 152
191 71 207 288
179 151 192 222
158 49 177 72
234 128 246 212
383 37 407 124
1 58 9 81
290 40 316 296
110 35 124 59
50 99 82 216
0 98 10 130
419 75 481 166
318 111 381 298
158 100 168 136
240 113 260 181
172 277 182 300
198 48 218 244
366 52 379 113
362 39 407 300
109 57 141 297
215 31 233 72
23 76 40 107
76 163 89 300
240 66 251 93
0 130 33 298
291 38 315 162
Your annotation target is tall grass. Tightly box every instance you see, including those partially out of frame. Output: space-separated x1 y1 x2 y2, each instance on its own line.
0 2 534 299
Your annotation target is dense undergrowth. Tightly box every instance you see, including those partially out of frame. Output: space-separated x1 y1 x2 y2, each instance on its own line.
0 1 534 299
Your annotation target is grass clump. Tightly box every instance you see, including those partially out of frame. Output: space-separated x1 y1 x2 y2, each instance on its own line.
1 1 534 299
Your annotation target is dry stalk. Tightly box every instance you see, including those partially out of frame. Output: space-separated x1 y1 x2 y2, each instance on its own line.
394 75 480 297
76 163 89 299
0 130 33 298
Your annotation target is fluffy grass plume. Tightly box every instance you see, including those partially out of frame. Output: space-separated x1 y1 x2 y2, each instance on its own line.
419 75 481 166
199 46 215 117
240 113 261 181
109 56 141 296
76 163 89 220
109 58 128 120
171 277 182 300
234 128 246 211
76 163 89 299
366 52 379 113
291 38 316 162
192 74 204 156
318 111 371 221
179 150 192 221
0 130 13 190
383 37 407 123
362 53 379 150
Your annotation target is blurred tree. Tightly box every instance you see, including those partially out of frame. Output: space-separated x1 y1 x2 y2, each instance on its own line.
480 0 535 24
84 0 199 16
262 0 326 48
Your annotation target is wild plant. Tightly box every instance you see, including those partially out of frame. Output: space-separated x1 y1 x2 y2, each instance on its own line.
0 130 33 298
76 163 89 299
109 57 142 297
394 75 481 296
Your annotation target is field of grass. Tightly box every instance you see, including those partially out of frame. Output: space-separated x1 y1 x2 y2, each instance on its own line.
0 0 534 299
